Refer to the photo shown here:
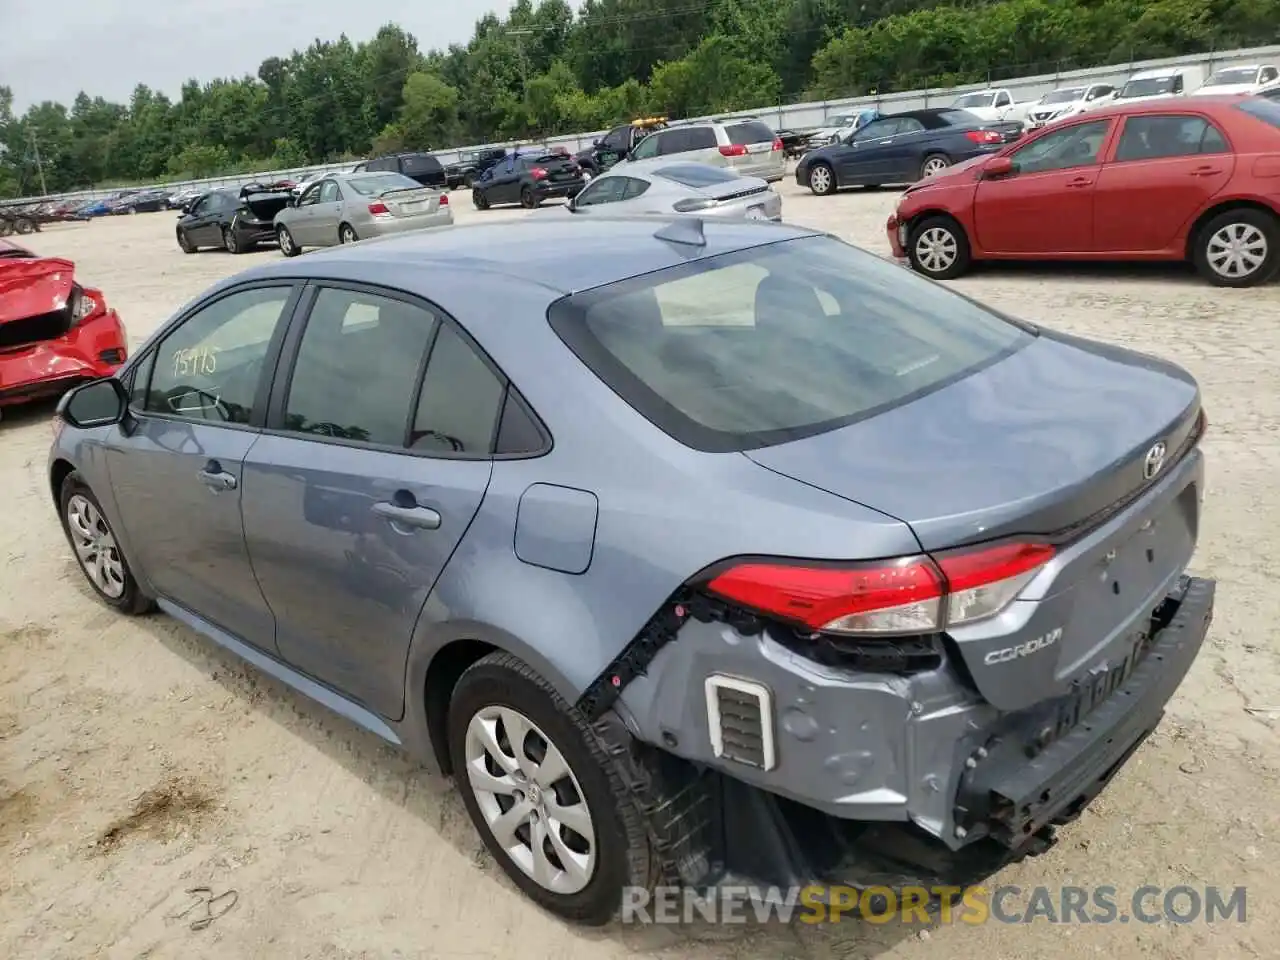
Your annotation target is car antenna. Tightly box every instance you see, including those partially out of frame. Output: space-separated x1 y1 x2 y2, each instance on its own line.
653 217 706 248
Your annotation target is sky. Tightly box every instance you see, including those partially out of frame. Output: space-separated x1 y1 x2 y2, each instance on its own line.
0 0 566 111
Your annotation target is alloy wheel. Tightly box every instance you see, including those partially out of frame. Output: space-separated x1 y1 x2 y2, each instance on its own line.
1206 223 1267 280
915 226 959 274
223 227 238 253
464 705 596 895
809 165 833 194
277 227 295 256
66 494 126 600
340 225 357 244
922 156 951 176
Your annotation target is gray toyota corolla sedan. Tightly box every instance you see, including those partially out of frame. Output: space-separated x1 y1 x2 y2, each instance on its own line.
49 216 1214 924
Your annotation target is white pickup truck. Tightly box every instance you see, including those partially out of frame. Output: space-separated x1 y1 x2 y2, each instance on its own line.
949 88 1033 124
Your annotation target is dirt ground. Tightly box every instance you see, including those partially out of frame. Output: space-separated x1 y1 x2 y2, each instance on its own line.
2 180 1278 960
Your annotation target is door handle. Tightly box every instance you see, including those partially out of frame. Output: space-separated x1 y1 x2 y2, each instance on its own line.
372 501 441 530
1066 177 1093 187
198 461 237 491
1189 167 1222 176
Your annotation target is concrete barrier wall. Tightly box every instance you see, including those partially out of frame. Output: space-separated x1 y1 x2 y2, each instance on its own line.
8 43 1279 206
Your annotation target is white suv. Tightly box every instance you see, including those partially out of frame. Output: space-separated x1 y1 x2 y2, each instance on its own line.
618 118 786 182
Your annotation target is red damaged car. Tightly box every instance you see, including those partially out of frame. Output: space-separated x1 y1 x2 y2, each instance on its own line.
0 239 127 418
887 94 1280 287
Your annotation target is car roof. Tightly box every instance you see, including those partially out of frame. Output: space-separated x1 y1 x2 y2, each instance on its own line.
240 217 821 296
1078 93 1254 119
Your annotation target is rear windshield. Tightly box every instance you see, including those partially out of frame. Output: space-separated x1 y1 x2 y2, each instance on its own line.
654 164 739 187
933 109 981 126
1237 97 1280 128
346 173 422 196
400 154 442 173
548 236 1032 452
725 120 776 145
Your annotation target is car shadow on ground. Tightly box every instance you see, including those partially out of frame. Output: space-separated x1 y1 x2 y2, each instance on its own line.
962 259 1214 286
125 608 924 956
0 396 59 432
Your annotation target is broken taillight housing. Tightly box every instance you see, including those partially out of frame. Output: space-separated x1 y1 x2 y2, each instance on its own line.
704 541 1054 637
68 285 102 327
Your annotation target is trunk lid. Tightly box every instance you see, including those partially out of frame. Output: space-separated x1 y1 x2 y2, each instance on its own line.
746 332 1204 712
0 257 75 326
378 187 441 217
744 332 1200 552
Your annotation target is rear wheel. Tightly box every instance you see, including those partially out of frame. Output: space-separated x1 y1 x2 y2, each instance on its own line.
14 217 35 235
277 225 300 257
448 652 652 925
907 215 972 280
920 153 951 179
59 473 153 615
339 223 358 244
222 225 242 254
807 162 836 196
1194 208 1279 288
520 187 540 209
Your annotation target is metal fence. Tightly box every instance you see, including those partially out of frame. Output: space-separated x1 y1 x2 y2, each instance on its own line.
9 42 1280 206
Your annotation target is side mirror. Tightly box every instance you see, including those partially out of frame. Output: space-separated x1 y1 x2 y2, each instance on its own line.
984 156 1016 179
58 378 129 429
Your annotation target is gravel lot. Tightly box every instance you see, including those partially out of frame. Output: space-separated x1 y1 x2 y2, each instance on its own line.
2 179 1278 960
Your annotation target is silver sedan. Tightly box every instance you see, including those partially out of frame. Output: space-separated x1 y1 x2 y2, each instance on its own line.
566 162 782 221
274 172 453 256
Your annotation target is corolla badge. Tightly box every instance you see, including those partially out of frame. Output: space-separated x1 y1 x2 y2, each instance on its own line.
983 627 1062 666
1143 441 1168 480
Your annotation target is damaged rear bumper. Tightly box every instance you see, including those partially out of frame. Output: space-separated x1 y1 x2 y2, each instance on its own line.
604 575 1213 891
0 310 127 407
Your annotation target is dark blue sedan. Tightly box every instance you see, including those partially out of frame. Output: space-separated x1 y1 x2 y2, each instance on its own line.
796 107 1022 194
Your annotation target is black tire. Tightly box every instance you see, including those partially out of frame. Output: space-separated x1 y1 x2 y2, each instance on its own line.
58 472 154 615
177 228 196 254
277 225 301 258
14 217 34 235
807 161 837 196
919 153 952 180
339 223 358 244
1192 207 1280 288
448 652 652 925
907 214 972 280
222 225 242 254
473 189 490 211
520 187 540 209
0 219 12 237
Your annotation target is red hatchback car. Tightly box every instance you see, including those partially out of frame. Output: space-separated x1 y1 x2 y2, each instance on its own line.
887 94 1280 287
0 239 128 419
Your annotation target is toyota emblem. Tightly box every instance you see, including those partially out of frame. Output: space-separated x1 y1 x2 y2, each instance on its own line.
1143 441 1167 480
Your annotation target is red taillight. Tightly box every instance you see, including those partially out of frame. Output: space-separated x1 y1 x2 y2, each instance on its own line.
530 166 548 180
965 130 1004 145
368 201 391 217
771 137 783 151
718 144 748 157
705 541 1054 636
439 193 449 206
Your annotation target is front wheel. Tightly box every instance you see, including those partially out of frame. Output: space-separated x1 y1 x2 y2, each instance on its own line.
177 229 196 254
520 187 541 209
907 215 972 280
473 190 490 210
1194 208 1279 288
807 162 836 196
59 473 153 614
448 652 652 925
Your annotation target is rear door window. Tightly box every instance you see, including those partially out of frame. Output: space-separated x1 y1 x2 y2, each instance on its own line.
1114 115 1228 161
281 287 438 447
547 236 1031 452
685 127 719 150
725 121 775 145
411 323 506 454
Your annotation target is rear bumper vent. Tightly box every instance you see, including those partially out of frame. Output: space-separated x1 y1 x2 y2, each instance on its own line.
705 675 775 770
